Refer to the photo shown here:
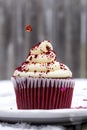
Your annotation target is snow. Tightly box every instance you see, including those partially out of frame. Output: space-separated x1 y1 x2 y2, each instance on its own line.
0 123 65 130
0 81 16 110
71 79 87 108
0 79 87 129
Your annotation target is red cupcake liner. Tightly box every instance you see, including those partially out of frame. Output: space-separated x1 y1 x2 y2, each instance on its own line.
12 77 75 109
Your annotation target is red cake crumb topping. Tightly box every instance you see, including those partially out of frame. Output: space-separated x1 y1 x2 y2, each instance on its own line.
46 45 51 51
31 42 41 51
29 56 32 60
34 54 38 58
26 25 32 32
16 66 22 71
34 70 37 73
60 63 67 70
46 70 50 73
21 61 29 66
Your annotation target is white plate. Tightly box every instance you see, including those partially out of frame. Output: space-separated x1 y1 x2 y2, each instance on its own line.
0 109 87 124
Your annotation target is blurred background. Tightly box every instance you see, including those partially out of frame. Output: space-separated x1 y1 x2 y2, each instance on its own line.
0 0 87 80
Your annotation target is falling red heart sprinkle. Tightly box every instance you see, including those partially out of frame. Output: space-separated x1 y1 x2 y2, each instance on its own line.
26 25 32 32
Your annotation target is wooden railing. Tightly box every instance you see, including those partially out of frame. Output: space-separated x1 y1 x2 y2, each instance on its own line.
0 0 87 79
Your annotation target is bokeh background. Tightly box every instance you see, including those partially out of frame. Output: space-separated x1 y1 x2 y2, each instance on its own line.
0 0 87 80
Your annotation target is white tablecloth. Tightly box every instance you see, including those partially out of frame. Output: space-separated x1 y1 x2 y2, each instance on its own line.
0 79 87 130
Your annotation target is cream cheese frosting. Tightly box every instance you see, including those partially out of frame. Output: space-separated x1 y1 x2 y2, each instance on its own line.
13 40 72 78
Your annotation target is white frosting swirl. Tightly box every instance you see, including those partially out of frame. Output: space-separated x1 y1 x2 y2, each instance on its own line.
13 40 72 78
30 40 53 54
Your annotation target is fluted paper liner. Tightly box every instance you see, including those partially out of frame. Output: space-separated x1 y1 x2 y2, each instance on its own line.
11 77 75 109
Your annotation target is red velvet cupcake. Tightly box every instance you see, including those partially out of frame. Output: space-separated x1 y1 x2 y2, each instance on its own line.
12 40 74 109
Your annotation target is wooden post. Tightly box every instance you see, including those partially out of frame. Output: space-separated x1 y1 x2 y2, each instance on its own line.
80 0 87 78
64 0 73 70
54 0 66 63
70 0 81 78
0 2 7 79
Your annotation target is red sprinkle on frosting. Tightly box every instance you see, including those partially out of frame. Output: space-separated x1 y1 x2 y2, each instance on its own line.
31 42 41 50
21 61 29 66
35 55 38 58
46 45 51 51
60 62 67 70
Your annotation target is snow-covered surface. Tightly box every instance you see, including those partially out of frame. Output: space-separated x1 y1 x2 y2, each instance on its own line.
71 79 87 108
0 123 65 130
0 79 87 129
0 80 16 110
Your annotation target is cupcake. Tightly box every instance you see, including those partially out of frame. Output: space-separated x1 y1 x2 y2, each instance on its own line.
11 40 74 109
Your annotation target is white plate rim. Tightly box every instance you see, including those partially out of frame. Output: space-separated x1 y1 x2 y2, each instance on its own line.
0 109 87 123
